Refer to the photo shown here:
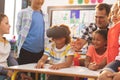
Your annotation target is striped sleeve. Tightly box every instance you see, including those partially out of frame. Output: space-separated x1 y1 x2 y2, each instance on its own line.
66 44 74 56
44 43 53 56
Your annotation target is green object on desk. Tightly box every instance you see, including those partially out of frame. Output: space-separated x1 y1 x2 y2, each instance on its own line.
41 74 45 80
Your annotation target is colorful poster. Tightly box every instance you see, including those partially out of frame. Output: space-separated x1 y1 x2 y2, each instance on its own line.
70 10 80 19
52 9 95 37
70 10 80 24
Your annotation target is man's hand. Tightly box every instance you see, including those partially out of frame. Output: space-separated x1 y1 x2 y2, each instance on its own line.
107 72 120 80
71 38 87 51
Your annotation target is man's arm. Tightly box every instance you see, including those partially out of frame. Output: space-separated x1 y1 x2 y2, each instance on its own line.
71 23 97 51
71 38 87 51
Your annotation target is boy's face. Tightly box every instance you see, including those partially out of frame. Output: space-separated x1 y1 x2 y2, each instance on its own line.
0 17 10 34
53 37 66 45
31 0 44 9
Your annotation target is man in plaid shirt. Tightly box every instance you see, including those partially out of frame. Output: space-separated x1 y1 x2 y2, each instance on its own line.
71 3 111 52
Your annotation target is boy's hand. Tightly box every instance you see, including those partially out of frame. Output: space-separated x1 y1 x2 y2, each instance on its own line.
35 61 44 68
49 64 63 70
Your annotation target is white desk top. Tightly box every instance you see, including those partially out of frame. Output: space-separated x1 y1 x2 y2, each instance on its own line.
6 63 100 78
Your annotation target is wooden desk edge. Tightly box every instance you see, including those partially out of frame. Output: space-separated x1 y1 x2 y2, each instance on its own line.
5 67 98 79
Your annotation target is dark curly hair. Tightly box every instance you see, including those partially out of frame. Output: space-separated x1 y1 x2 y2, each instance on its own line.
94 29 108 41
47 24 71 44
60 24 71 44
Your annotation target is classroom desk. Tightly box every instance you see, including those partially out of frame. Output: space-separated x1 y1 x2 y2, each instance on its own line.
5 63 100 80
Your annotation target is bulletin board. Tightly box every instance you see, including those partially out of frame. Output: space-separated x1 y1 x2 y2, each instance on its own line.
47 5 95 38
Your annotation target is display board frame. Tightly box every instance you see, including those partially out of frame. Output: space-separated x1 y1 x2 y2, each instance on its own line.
47 5 96 38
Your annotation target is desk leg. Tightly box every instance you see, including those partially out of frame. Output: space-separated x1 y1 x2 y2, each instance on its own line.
35 73 46 80
11 71 19 80
35 73 38 80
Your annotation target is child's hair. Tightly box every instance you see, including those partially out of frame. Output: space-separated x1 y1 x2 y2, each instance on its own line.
47 24 71 44
0 13 7 24
109 1 120 21
94 29 108 41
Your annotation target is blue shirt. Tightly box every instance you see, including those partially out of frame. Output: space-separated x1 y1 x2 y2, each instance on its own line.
22 11 44 53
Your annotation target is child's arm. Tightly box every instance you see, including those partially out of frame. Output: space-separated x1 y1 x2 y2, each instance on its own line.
0 66 8 75
85 56 99 70
7 51 18 66
0 66 14 78
85 57 106 70
49 55 74 70
35 54 48 68
97 58 107 69
0 66 14 77
85 56 91 67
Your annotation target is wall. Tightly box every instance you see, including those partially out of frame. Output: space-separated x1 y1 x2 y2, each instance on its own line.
4 0 22 40
4 0 117 40
42 0 117 14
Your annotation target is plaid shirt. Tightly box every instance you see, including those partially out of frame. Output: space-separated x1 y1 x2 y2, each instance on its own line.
80 23 109 44
16 6 46 57
16 6 33 57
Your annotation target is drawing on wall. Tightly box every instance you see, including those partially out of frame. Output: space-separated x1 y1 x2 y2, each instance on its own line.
70 10 80 24
52 9 95 38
